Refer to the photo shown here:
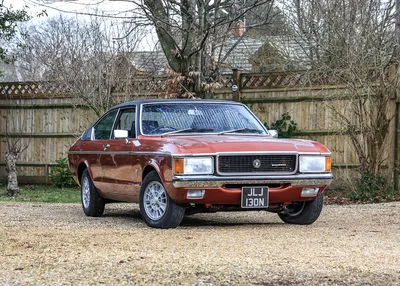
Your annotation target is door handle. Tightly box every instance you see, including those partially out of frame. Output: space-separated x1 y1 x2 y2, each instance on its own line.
103 144 110 148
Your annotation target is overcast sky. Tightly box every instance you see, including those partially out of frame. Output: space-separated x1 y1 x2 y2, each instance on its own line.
6 0 132 17
4 0 157 50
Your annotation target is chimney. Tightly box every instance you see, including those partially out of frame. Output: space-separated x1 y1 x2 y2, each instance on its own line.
232 20 245 38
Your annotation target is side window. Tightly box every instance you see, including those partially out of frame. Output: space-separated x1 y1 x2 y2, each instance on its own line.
94 110 118 140
114 108 136 138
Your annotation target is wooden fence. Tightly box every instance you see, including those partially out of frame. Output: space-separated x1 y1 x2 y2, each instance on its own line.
0 70 396 185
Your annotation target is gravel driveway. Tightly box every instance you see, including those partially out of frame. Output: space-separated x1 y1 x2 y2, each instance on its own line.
1 201 400 285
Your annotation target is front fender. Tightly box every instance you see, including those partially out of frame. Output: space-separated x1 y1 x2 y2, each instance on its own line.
143 155 173 185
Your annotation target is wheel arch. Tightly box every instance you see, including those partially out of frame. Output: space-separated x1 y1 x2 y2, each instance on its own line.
142 164 157 181
77 161 89 185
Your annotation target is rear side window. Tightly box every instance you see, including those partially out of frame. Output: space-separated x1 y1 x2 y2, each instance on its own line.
94 110 118 140
114 108 136 138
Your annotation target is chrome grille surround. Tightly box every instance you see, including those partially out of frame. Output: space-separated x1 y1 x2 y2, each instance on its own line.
217 153 298 175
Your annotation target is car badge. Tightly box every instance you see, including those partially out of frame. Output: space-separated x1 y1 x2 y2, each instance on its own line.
253 159 261 169
271 163 287 167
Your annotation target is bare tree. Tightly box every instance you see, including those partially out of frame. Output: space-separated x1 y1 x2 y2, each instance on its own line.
281 0 397 194
1 1 32 196
15 14 146 116
29 0 285 96
2 107 31 197
136 0 275 96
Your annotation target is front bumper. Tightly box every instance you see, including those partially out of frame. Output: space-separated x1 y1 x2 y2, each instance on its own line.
168 173 333 204
172 173 333 188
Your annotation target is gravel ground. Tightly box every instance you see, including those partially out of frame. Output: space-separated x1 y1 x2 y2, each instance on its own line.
1 202 400 286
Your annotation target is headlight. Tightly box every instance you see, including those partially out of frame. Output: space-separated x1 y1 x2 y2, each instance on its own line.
299 156 331 172
174 157 214 175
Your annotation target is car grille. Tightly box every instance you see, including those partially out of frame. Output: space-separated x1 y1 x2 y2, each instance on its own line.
217 154 297 174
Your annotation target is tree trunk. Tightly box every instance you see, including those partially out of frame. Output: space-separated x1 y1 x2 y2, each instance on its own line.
5 151 19 197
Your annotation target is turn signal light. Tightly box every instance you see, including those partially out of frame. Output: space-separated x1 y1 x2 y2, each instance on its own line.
174 158 184 174
326 157 332 172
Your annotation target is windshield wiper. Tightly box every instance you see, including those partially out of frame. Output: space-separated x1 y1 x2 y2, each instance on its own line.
218 128 264 135
162 128 214 136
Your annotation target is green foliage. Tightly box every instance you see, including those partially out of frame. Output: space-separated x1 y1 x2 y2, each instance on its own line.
0 5 30 40
0 184 80 203
265 112 298 138
0 3 31 74
50 158 77 188
347 172 395 203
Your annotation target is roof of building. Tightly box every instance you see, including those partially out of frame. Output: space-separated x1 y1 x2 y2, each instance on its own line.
130 51 168 76
215 38 264 73
215 36 309 74
266 36 310 68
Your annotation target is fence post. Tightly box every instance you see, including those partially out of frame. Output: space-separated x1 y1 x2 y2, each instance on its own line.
45 164 49 184
232 69 241 101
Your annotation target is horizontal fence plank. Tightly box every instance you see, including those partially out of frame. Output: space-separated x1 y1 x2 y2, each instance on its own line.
0 103 87 109
0 162 58 166
293 130 359 136
332 164 359 169
0 176 51 184
0 133 79 138
239 84 351 92
241 94 366 104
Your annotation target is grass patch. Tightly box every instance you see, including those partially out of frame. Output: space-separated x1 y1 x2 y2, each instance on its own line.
0 184 81 203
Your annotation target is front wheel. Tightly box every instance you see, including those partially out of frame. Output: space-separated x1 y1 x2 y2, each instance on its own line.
81 169 105 217
139 171 185 229
278 194 324 225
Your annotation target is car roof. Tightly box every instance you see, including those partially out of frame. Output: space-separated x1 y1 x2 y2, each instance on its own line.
112 99 243 110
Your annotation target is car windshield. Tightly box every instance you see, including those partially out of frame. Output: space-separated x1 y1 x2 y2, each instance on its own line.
141 102 267 135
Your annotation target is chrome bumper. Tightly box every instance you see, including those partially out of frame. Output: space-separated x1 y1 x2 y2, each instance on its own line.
172 173 333 188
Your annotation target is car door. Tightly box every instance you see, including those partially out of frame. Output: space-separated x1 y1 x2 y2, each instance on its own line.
99 108 137 199
86 109 119 192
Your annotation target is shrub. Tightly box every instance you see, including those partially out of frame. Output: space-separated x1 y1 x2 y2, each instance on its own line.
347 172 394 203
50 158 76 188
265 112 297 138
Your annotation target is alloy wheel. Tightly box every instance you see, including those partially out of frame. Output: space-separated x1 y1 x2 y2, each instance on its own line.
143 181 167 220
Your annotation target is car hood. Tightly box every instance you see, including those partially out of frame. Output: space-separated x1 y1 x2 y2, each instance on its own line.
163 135 330 154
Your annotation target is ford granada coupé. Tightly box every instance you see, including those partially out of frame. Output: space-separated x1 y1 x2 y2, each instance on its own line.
68 99 333 228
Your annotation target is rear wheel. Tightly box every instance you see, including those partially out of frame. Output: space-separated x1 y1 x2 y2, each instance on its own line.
278 194 324 225
81 169 105 217
139 171 185 229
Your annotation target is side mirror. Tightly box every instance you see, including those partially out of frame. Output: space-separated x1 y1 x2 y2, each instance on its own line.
114 129 129 139
268 130 278 138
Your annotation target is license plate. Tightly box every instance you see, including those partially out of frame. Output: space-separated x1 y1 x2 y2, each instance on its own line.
241 187 269 208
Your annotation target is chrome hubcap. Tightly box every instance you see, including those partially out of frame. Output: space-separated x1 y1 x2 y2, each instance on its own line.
82 176 90 209
143 181 167 220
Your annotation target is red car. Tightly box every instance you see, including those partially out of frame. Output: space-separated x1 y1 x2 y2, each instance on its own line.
68 99 333 228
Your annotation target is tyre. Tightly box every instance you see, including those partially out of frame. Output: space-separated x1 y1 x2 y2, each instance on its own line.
139 171 185 229
278 194 324 225
80 169 105 217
